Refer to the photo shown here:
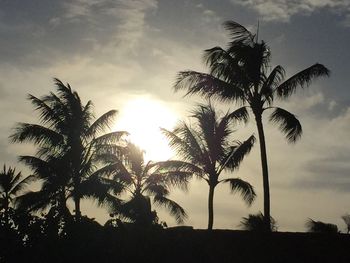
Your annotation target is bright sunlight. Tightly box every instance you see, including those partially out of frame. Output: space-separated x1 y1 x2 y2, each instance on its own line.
113 96 178 161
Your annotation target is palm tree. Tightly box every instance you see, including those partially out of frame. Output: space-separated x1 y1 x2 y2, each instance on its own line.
174 21 330 230
162 103 256 230
0 165 34 227
11 78 126 221
108 142 189 226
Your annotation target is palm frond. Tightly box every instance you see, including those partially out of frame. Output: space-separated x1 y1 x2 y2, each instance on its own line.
269 107 302 143
223 20 255 45
153 195 187 224
144 184 169 197
161 126 204 165
261 65 285 104
227 106 250 124
276 63 330 98
10 174 37 197
174 71 246 103
218 135 255 174
155 160 203 181
87 110 118 137
80 175 120 208
203 47 248 87
16 190 59 212
93 131 128 145
222 178 256 205
10 123 64 146
28 94 62 126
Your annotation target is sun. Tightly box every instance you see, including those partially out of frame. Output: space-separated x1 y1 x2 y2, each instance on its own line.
113 96 178 161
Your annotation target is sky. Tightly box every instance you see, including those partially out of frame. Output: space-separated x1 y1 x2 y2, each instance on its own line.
1 0 350 232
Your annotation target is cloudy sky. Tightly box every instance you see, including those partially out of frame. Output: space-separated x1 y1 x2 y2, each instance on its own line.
1 0 350 231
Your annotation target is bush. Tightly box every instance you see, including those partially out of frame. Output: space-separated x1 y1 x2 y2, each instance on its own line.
306 219 338 233
240 212 278 232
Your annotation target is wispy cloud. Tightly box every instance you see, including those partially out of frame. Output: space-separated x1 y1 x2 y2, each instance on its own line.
230 0 350 24
62 0 158 52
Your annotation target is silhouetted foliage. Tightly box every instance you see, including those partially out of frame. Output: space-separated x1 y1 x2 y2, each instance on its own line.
11 79 127 222
240 212 277 232
0 165 34 228
306 219 338 233
342 214 350 233
105 142 189 227
174 20 330 231
162 103 256 230
341 214 350 234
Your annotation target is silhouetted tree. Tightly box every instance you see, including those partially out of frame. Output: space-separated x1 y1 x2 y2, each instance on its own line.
0 165 34 228
240 212 277 232
174 20 330 230
306 218 338 233
341 214 350 233
162 103 256 230
11 79 126 221
108 142 189 226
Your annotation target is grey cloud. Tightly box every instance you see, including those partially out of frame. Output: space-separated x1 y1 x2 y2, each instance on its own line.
0 0 157 67
230 0 350 24
291 130 350 192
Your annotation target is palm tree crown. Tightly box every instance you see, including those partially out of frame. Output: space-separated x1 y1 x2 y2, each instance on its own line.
109 142 189 226
162 103 256 230
11 79 126 221
174 21 330 230
0 165 34 226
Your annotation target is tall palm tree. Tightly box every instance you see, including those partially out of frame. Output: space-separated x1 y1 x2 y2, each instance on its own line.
11 79 126 221
0 165 34 227
108 142 189 226
162 103 256 230
174 21 330 230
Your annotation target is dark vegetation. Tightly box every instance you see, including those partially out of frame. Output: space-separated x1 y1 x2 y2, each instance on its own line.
1 20 345 262
1 225 350 263
306 218 339 233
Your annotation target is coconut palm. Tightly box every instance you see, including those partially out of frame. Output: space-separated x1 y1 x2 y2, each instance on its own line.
0 165 35 227
174 21 330 230
11 79 126 221
162 103 256 230
108 142 189 226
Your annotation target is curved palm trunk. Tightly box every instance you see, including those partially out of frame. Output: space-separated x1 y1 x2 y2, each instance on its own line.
207 184 215 230
255 114 271 231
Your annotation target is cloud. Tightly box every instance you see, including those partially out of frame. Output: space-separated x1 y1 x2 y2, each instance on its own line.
288 106 350 192
230 0 350 24
0 0 158 68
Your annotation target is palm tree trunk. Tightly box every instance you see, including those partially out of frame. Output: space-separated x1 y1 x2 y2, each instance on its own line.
255 114 271 231
74 196 81 221
207 184 215 230
4 198 9 228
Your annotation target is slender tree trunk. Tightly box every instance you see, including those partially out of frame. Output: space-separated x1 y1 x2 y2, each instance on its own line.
74 196 81 222
255 114 271 231
207 184 215 230
4 198 9 228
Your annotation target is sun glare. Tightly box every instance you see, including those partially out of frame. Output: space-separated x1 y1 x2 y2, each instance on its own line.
113 97 178 161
